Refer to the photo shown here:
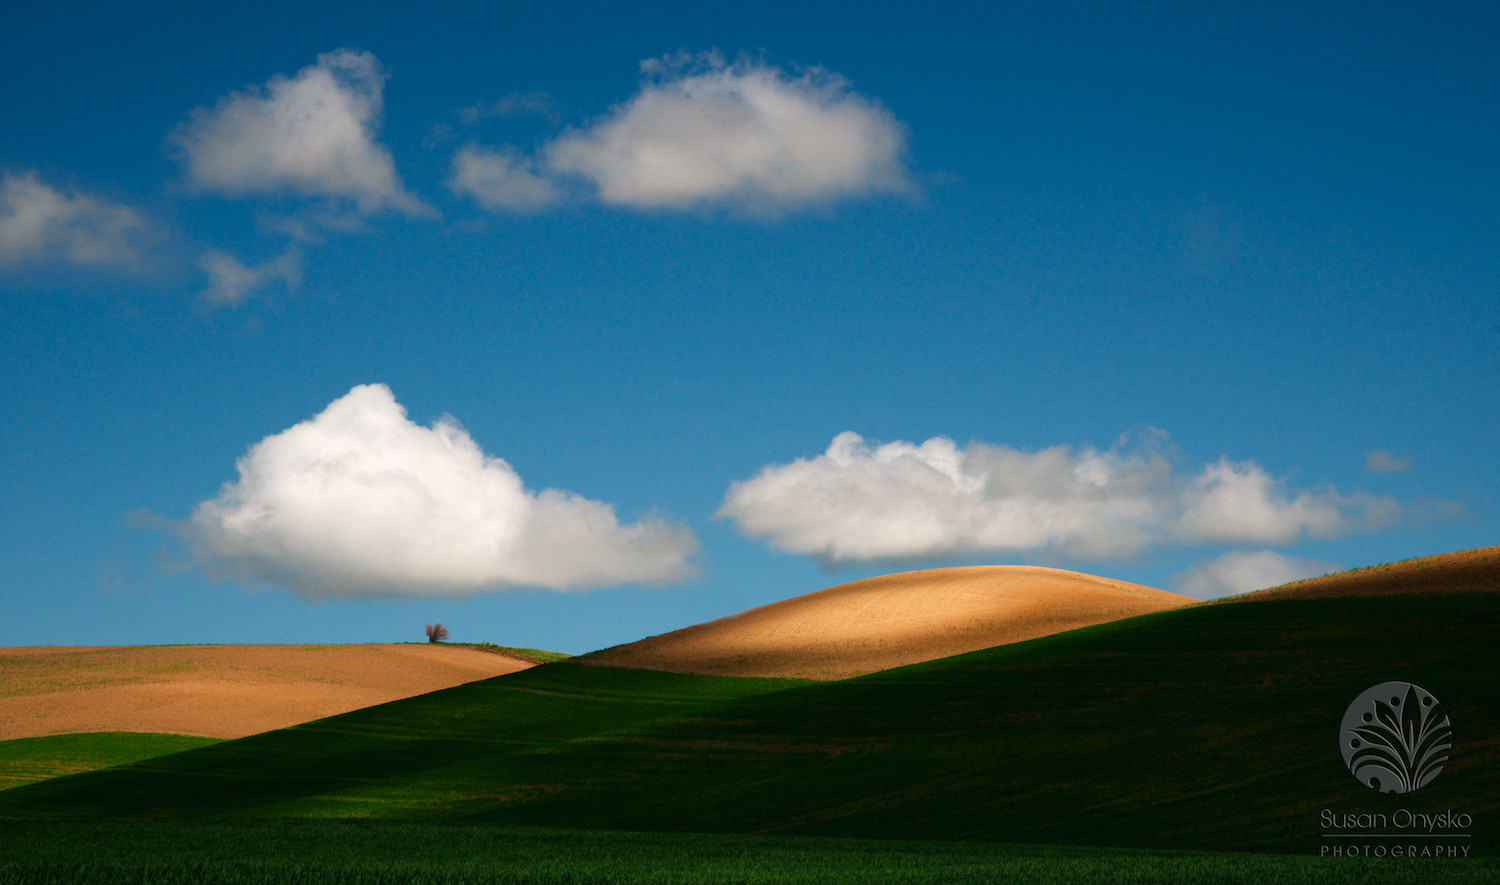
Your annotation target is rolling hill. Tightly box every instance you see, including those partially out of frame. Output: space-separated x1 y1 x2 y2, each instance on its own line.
3 548 1494 860
580 565 1195 678
0 643 539 740
1222 545 1500 602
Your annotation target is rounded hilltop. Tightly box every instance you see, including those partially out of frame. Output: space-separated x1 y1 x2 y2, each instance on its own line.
580 565 1195 680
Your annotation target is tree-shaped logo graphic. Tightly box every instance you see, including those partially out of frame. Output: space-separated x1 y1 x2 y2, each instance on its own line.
1340 682 1452 793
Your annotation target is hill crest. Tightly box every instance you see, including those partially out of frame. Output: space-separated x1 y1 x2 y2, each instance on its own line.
581 565 1194 679
1220 545 1500 602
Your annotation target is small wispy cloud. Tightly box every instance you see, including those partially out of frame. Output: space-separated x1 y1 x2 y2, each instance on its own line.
1172 550 1339 600
719 431 1402 566
427 93 560 149
187 384 698 598
197 247 303 307
458 92 559 126
1366 449 1411 473
449 145 561 212
0 171 159 269
171 49 430 216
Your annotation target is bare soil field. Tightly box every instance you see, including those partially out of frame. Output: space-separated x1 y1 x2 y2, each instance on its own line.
580 566 1195 679
0 644 536 740
1221 545 1500 602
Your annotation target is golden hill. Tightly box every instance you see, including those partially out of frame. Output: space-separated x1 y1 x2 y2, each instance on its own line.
581 565 1195 680
1221 545 1500 602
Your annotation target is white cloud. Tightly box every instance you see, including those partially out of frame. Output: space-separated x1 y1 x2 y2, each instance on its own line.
0 172 157 268
188 384 697 598
1366 449 1411 473
719 431 1402 565
198 247 302 307
1172 459 1397 544
543 53 913 211
449 145 560 212
171 49 429 216
1173 550 1339 600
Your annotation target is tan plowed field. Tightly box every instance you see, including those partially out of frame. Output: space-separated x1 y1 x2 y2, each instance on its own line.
580 565 1196 679
10 550 1487 742
1222 545 1500 602
0 644 536 741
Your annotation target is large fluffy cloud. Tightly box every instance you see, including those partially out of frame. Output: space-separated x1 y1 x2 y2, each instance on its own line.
719 431 1400 565
0 172 157 268
537 54 913 211
188 384 697 598
1173 550 1340 600
171 50 428 215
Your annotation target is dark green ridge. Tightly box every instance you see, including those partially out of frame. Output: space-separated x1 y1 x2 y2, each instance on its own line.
464 592 1498 853
1 592 1494 857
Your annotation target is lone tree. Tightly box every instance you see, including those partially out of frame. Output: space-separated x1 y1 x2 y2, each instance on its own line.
425 623 449 643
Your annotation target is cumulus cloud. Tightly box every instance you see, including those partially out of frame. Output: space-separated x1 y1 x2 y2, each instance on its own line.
542 53 913 211
188 384 697 598
1172 459 1397 544
1366 449 1411 473
0 172 157 268
449 145 560 212
719 431 1401 565
171 50 429 216
198 247 302 307
1173 550 1340 600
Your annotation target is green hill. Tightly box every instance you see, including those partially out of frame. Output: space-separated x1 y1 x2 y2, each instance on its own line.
2 590 1494 858
0 733 220 791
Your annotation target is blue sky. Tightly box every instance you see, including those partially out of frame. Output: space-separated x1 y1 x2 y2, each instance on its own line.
2 1 1496 654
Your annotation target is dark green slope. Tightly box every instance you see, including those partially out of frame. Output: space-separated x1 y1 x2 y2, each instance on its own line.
0 664 808 819
0 733 221 790
2 593 1494 854
467 592 1499 852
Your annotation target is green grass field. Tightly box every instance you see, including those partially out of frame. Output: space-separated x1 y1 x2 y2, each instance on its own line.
0 665 809 819
0 733 220 791
0 820 1492 884
2 588 1493 881
446 642 574 664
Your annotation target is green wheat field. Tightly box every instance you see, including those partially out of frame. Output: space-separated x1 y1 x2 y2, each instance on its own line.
2 584 1495 883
